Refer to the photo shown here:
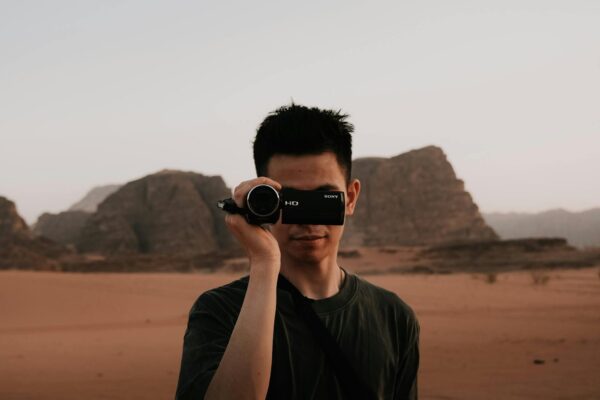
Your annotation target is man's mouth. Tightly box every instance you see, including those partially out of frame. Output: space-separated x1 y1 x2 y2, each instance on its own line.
291 234 327 241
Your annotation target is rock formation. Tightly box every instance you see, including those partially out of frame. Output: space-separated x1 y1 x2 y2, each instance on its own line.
68 184 122 212
77 170 236 256
343 146 498 246
0 196 67 269
415 237 600 273
33 211 91 246
33 184 120 246
0 196 30 239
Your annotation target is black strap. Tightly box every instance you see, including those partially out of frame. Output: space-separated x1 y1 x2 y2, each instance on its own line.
277 273 377 400
216 198 246 215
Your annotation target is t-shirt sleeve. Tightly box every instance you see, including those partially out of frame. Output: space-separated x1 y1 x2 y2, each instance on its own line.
174 292 234 400
394 309 420 400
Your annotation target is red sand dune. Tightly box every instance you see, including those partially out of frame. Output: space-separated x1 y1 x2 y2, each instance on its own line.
1 267 599 400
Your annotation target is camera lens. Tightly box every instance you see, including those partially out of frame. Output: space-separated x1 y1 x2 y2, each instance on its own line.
246 184 280 217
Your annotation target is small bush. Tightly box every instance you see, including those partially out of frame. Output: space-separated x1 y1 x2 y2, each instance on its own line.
379 247 398 254
408 265 435 274
485 273 498 284
531 270 550 285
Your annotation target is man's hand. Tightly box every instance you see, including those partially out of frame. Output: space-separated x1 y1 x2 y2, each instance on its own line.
225 177 282 267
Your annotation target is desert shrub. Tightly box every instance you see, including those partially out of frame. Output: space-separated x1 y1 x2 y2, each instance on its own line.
485 273 498 284
408 265 435 274
379 247 398 254
530 270 550 285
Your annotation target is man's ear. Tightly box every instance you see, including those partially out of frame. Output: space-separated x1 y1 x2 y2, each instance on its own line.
345 178 361 216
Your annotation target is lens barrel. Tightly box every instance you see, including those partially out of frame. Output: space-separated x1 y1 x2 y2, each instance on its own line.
245 184 281 224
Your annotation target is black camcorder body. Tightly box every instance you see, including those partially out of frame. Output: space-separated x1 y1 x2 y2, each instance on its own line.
217 184 345 225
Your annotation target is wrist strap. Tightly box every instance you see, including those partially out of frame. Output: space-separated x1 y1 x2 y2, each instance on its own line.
216 198 246 215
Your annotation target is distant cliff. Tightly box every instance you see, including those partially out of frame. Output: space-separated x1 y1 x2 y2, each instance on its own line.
33 211 91 246
33 184 121 246
484 208 600 248
69 184 121 212
343 146 498 246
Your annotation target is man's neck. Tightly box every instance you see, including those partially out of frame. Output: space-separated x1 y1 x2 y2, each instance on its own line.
279 253 345 300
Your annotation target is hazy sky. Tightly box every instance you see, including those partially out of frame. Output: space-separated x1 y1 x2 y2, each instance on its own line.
1 0 599 224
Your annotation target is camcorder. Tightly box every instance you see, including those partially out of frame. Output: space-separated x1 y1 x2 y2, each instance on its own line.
217 184 345 225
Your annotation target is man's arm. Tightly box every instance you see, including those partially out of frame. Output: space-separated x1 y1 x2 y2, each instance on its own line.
203 263 278 400
204 177 283 400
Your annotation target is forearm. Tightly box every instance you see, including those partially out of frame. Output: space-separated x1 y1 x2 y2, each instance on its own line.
204 264 279 400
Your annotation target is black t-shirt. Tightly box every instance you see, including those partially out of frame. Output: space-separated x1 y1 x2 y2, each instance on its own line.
175 269 420 400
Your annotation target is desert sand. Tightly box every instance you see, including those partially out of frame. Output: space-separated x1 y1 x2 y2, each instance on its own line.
1 267 599 400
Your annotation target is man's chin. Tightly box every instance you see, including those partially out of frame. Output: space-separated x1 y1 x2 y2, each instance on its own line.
287 247 329 265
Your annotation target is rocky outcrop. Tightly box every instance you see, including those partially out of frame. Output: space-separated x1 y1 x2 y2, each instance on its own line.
77 170 236 256
69 184 122 212
416 237 600 272
32 184 120 246
343 146 498 246
484 208 600 249
0 196 67 270
0 196 31 239
33 211 91 246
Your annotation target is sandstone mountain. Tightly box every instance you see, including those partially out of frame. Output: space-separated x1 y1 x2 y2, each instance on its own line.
483 208 600 248
10 144 599 273
77 170 236 256
33 184 121 246
33 210 91 246
343 146 498 246
38 146 498 255
69 184 122 212
0 196 67 269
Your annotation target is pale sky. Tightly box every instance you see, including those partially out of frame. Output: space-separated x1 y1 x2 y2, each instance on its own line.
1 0 599 224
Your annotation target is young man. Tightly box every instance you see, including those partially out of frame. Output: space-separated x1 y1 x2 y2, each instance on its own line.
175 104 419 400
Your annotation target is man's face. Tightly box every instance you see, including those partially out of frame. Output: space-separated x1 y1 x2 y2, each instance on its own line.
265 151 360 265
